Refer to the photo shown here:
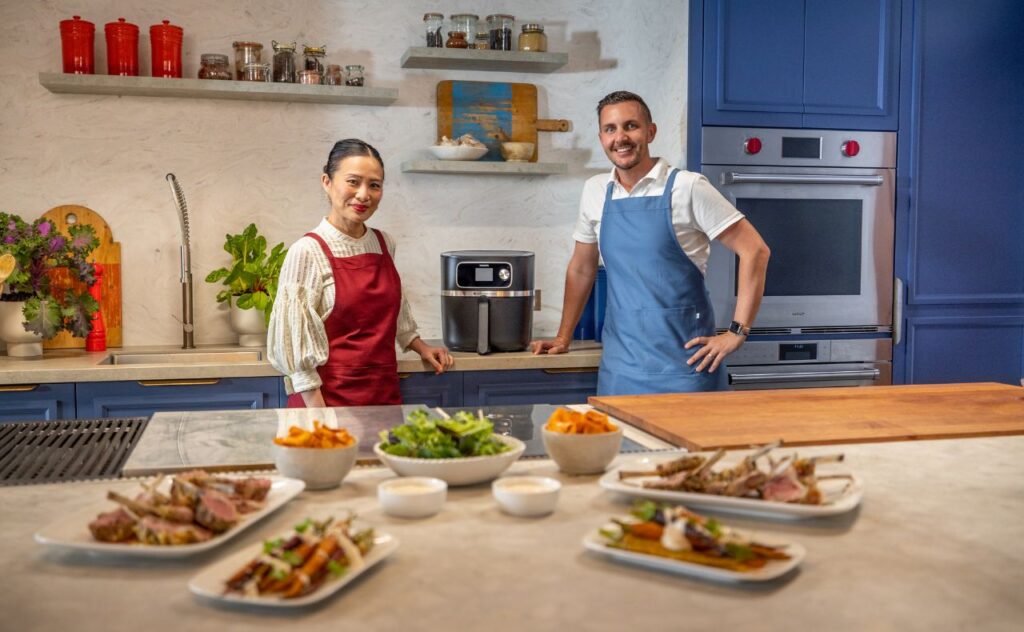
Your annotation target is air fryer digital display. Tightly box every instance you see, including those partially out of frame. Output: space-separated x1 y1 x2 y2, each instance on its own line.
457 262 512 288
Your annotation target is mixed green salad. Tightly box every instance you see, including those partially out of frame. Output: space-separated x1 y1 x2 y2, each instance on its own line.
378 409 511 459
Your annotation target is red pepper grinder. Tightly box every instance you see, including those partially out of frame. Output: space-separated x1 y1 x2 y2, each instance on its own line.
105 18 139 76
85 263 107 352
150 19 183 78
59 16 95 74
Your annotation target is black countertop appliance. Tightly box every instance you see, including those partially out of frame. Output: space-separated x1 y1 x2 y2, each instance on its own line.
441 250 535 354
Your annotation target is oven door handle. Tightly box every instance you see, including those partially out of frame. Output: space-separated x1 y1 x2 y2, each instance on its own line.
729 369 881 385
723 173 884 186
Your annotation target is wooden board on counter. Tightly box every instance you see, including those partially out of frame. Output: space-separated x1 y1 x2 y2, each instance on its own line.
589 382 1024 450
40 205 122 348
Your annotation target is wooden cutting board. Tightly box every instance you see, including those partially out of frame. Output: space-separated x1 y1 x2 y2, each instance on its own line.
437 80 570 162
40 205 122 348
590 382 1024 450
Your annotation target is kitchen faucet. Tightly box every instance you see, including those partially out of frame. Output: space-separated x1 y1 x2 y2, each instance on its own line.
165 173 194 349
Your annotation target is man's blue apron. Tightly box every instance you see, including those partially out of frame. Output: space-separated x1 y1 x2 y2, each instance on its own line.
596 168 729 395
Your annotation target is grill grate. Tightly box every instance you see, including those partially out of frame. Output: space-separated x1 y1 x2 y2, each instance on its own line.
0 417 149 486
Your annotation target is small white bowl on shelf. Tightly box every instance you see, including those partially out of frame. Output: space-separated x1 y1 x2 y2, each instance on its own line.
373 435 525 486
378 477 447 519
492 476 561 517
500 141 535 162
427 145 489 161
272 440 358 491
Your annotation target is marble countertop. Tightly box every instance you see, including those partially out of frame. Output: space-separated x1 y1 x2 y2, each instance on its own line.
0 340 602 385
4 436 1023 631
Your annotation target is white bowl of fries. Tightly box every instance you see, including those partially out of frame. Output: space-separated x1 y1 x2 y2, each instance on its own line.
542 408 623 475
273 423 359 490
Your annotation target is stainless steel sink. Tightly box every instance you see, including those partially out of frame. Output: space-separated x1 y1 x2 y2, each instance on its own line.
98 350 263 365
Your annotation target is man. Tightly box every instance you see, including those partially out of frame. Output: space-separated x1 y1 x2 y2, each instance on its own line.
530 91 770 395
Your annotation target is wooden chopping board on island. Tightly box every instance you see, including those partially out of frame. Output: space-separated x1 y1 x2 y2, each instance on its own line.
589 382 1024 450
41 204 122 348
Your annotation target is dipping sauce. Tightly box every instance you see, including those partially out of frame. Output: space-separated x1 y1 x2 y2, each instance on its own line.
497 480 555 494
384 481 440 495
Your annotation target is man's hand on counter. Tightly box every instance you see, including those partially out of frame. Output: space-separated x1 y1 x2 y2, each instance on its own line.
530 335 571 355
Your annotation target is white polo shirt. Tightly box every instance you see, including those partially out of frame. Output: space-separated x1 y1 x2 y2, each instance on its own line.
572 158 744 275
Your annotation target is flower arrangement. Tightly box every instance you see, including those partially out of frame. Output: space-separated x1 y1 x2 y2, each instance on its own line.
205 223 287 323
0 212 100 338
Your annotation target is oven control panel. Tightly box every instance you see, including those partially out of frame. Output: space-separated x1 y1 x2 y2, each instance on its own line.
724 338 892 367
701 127 896 169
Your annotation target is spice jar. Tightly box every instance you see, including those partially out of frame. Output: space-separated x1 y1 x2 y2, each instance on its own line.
198 54 232 80
445 31 468 49
298 69 320 85
271 40 296 83
60 16 95 74
150 20 183 78
344 65 364 86
104 18 138 76
424 13 444 48
474 31 490 50
486 14 515 51
241 62 269 82
324 64 343 86
232 41 262 80
450 14 479 45
518 24 547 52
303 45 326 80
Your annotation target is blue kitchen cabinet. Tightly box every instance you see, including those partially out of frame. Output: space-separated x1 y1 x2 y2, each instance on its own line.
76 377 280 418
892 0 1024 384
462 369 598 407
700 0 901 131
0 383 76 421
399 371 463 407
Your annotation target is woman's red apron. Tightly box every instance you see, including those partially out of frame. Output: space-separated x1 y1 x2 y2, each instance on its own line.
287 229 402 407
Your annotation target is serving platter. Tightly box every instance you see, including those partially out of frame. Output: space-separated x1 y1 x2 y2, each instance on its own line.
599 455 863 519
34 475 305 557
188 532 398 608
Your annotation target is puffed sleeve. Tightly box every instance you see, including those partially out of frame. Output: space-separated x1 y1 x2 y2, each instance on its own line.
382 231 422 351
268 237 331 394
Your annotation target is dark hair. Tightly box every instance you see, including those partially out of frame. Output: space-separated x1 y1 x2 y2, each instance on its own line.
596 91 653 123
323 138 385 180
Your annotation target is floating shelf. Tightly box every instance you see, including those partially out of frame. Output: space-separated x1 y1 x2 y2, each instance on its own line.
401 160 567 176
400 47 568 73
38 72 398 105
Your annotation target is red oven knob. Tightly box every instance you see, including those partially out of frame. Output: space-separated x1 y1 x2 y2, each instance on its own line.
743 137 762 155
842 140 861 157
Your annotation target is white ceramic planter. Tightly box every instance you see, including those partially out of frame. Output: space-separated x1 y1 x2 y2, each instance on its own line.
230 303 268 347
0 300 43 357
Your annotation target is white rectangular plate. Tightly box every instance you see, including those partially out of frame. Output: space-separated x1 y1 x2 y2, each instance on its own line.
599 455 862 519
583 530 804 582
188 532 398 608
34 475 305 557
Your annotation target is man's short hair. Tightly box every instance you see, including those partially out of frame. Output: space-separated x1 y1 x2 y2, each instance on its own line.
597 91 653 123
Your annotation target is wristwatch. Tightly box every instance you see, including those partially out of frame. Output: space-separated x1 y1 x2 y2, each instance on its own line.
727 320 750 337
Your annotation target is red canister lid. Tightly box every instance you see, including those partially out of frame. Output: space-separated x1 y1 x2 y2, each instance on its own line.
105 17 139 37
60 15 95 35
150 19 183 41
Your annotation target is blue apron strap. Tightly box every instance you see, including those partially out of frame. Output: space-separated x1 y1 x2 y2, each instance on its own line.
661 168 680 204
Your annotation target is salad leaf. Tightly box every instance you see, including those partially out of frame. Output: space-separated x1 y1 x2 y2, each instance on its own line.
378 409 510 458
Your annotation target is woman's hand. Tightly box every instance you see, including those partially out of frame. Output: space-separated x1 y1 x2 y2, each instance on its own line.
530 335 571 355
684 333 745 373
410 338 455 374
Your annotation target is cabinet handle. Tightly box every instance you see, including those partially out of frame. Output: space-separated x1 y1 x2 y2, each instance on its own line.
543 367 598 374
0 384 39 392
893 276 904 346
137 379 221 387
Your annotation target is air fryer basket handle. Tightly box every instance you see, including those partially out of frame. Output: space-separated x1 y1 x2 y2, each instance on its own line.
477 298 489 355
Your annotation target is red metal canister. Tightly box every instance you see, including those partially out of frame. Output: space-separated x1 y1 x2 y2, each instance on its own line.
149 19 183 78
59 16 95 74
105 18 139 76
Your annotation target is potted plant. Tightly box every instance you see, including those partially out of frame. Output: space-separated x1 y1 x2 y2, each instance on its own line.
205 223 287 347
0 212 99 357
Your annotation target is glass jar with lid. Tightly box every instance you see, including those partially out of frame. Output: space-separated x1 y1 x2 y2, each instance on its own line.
298 69 320 85
445 31 468 49
302 45 326 80
486 14 515 50
232 41 262 80
324 64 343 86
241 61 269 82
271 40 296 83
517 24 547 52
449 14 478 46
474 31 490 50
198 53 231 80
344 65 364 86
424 13 444 47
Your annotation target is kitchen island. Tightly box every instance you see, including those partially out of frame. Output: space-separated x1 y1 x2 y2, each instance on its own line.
2 434 1022 631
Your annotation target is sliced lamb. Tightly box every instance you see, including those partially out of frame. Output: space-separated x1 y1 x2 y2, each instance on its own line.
170 477 201 508
88 508 138 543
135 516 213 545
194 489 240 533
762 468 808 503
233 477 273 501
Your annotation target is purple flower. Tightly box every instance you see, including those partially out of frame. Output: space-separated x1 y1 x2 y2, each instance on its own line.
3 235 13 244
6 221 15 232
37 221 52 236
49 236 66 252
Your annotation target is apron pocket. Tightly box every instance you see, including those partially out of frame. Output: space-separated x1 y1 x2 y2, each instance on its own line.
639 306 703 375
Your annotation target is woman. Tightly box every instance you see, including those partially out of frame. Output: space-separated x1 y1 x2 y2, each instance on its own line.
269 139 453 407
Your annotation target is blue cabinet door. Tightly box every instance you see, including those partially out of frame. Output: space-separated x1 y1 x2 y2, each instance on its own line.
893 0 1024 384
76 377 280 418
463 369 598 407
399 372 463 407
0 383 76 421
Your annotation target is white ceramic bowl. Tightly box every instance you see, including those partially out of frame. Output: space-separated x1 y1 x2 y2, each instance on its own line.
427 145 489 161
542 427 623 475
378 477 448 519
500 141 535 162
272 440 358 490
373 435 526 486
492 476 561 517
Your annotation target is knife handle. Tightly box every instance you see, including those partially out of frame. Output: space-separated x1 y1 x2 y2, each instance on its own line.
536 119 571 132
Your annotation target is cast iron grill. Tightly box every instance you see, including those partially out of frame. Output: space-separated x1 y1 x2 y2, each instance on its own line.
0 417 148 486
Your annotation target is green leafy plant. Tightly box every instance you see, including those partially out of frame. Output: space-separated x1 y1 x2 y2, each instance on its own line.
205 223 287 323
0 211 99 339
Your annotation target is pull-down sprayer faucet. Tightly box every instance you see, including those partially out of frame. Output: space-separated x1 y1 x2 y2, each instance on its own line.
166 173 194 349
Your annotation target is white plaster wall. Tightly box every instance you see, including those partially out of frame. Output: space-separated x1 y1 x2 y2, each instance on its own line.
0 0 689 346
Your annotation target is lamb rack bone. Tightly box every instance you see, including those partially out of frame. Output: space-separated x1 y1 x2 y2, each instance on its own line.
107 490 195 523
